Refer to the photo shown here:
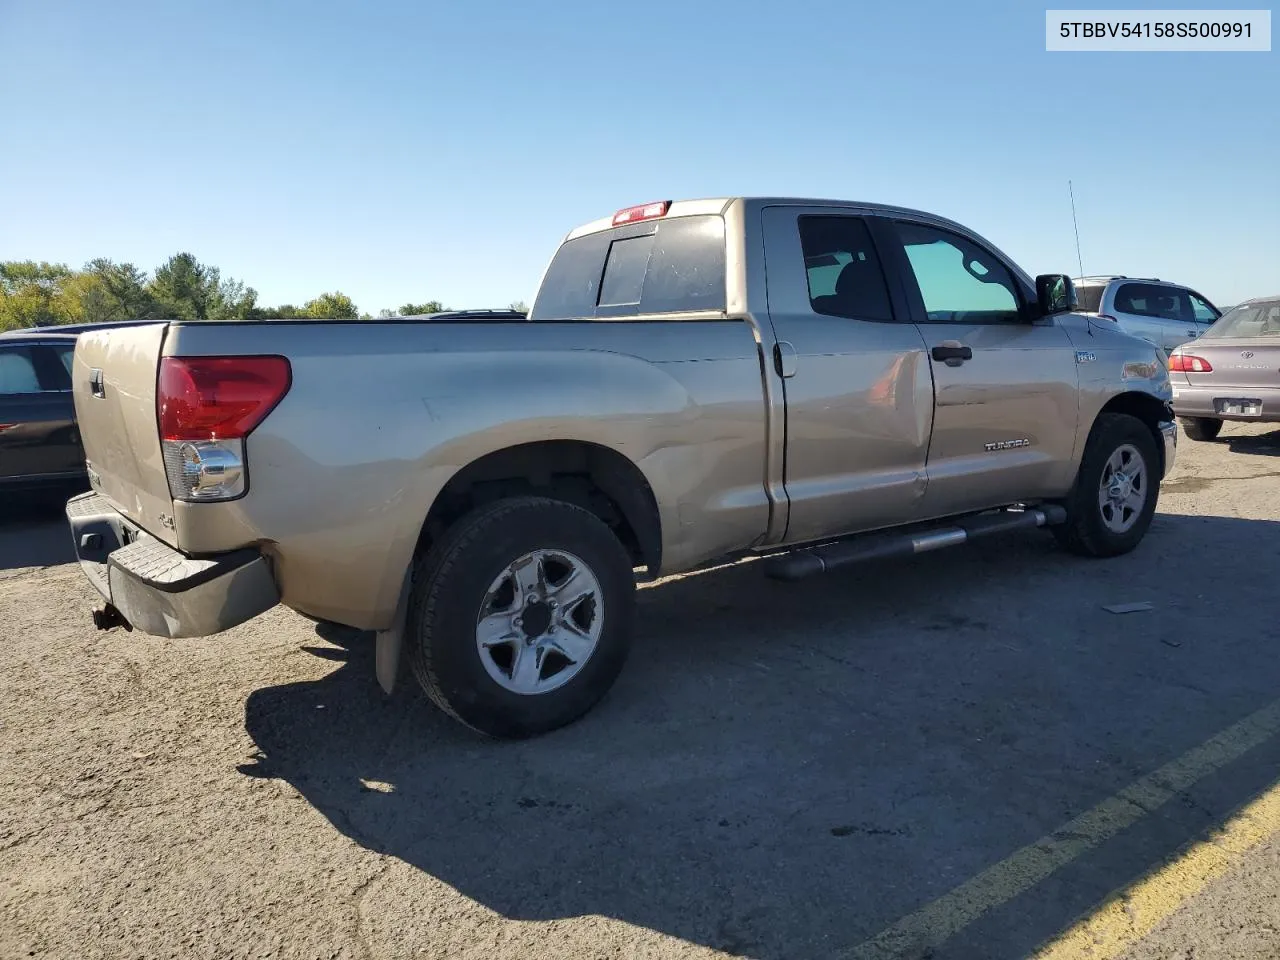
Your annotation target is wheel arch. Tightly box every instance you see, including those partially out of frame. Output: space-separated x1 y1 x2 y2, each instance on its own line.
414 439 662 576
374 439 662 696
1095 391 1173 476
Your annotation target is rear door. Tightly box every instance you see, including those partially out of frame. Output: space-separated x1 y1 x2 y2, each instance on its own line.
878 217 1081 517
71 323 177 542
760 205 934 544
0 340 83 482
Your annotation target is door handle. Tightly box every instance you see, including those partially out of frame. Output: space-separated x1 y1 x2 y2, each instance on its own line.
931 341 973 366
773 341 798 379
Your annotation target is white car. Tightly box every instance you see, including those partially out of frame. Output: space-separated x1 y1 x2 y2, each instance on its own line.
1073 276 1222 354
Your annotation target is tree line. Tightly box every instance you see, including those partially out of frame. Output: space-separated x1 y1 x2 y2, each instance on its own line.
0 253 526 332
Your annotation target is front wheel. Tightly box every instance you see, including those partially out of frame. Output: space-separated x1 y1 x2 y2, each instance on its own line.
406 496 636 739
1052 413 1160 558
1180 417 1223 442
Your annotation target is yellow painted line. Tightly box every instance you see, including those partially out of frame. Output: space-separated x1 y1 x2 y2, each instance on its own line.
1033 783 1280 959
842 697 1280 960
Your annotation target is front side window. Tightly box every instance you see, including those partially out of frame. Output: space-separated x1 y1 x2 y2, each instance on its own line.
893 222 1021 323
1189 292 1219 323
797 216 894 321
46 345 74 390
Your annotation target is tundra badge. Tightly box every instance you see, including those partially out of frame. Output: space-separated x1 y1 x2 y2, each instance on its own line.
984 438 1030 452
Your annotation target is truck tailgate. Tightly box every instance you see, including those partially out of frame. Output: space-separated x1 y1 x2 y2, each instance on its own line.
71 324 178 546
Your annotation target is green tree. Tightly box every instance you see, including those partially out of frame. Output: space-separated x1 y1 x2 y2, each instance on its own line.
148 253 257 321
0 261 76 330
304 291 358 319
252 303 306 320
509 300 529 313
69 259 160 324
398 300 446 316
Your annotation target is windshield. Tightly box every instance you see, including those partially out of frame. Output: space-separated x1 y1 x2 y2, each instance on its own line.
1201 299 1280 338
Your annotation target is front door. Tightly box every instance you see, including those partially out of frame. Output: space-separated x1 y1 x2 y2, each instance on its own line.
878 218 1081 518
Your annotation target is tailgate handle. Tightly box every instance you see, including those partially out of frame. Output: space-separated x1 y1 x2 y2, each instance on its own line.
931 342 973 366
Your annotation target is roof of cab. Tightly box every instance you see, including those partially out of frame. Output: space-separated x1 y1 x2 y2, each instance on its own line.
562 196 976 242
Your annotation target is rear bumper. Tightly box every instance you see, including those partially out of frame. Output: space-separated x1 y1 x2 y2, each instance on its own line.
65 491 278 638
1171 384 1280 422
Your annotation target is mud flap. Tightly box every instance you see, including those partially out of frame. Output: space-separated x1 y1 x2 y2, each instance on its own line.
374 567 412 695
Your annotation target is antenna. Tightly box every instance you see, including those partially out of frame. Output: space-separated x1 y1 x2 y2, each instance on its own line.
1069 180 1085 281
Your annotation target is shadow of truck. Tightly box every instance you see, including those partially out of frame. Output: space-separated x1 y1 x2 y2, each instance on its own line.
240 511 1280 960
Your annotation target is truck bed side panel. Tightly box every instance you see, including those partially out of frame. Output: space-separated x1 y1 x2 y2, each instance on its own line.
160 320 770 629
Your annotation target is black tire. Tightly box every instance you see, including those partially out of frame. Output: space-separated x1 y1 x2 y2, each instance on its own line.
1052 413 1160 558
406 496 636 739
1180 417 1223 442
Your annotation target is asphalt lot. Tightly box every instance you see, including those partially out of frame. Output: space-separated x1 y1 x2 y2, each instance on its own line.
2 426 1279 960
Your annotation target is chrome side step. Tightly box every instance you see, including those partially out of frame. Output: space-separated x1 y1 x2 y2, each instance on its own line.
763 506 1068 582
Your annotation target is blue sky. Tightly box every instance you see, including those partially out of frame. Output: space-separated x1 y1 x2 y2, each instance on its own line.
1 0 1276 312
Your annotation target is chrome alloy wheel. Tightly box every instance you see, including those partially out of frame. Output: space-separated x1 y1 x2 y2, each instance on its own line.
475 549 604 695
1097 443 1148 534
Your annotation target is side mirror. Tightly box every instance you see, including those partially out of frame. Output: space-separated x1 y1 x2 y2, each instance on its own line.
1036 274 1078 316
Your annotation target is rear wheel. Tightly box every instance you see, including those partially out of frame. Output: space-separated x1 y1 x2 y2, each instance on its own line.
1052 413 1160 558
1180 417 1223 442
406 496 636 739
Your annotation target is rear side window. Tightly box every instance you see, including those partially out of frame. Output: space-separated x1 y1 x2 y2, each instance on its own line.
0 344 69 395
1115 283 1192 321
797 216 895 321
531 215 726 320
1074 284 1105 313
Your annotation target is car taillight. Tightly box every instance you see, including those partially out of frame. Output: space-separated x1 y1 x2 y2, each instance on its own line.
1168 354 1213 373
157 356 291 502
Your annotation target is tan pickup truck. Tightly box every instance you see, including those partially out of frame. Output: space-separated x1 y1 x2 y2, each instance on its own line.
65 197 1177 738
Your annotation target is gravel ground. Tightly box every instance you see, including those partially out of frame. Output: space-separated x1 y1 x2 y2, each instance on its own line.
2 424 1279 960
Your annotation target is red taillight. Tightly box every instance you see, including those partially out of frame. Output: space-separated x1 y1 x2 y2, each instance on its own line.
158 356 291 442
612 200 670 226
1168 354 1213 373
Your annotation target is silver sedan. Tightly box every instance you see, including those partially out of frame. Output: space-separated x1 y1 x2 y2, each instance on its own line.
1169 296 1280 440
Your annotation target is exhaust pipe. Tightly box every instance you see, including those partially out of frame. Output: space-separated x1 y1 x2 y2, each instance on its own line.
92 604 133 632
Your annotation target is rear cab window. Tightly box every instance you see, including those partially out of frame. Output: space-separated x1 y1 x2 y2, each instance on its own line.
531 215 726 321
